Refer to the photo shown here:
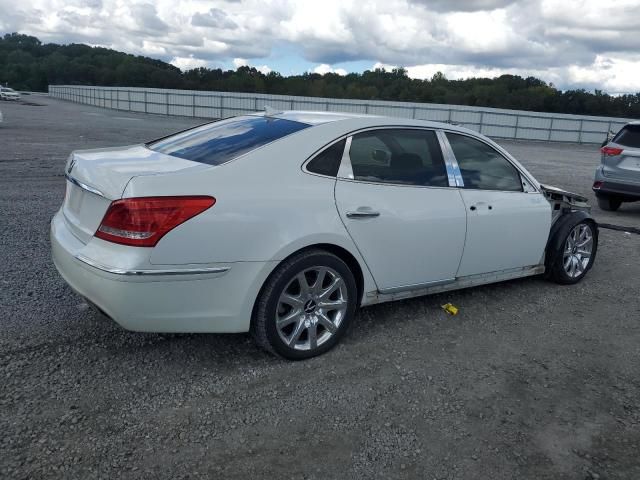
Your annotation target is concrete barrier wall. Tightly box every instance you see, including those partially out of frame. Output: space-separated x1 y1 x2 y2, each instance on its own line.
49 85 636 144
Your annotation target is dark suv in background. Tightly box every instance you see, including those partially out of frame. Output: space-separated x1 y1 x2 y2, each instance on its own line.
593 122 640 211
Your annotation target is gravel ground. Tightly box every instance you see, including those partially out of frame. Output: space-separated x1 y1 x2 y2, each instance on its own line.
1 97 639 479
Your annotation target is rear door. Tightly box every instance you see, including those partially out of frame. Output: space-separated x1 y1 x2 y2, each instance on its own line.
443 132 550 277
603 125 640 183
334 128 467 292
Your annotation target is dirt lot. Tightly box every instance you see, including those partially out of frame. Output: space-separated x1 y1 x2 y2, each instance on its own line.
1 97 639 479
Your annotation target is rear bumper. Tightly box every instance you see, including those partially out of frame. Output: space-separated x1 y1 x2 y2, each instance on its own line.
593 168 640 200
51 211 275 333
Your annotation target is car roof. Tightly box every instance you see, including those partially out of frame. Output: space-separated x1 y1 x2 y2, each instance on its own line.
264 109 473 134
251 110 378 125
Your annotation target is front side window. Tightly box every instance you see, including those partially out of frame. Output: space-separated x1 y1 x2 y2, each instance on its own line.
446 133 522 192
148 116 310 166
348 129 448 187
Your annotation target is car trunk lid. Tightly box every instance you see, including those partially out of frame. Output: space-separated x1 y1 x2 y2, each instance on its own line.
63 144 206 244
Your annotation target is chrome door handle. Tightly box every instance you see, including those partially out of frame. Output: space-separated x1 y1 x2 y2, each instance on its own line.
346 210 380 219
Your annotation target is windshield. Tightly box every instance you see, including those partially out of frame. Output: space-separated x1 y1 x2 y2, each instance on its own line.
147 115 310 166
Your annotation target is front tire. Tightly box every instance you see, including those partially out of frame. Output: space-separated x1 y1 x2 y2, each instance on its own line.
597 194 622 211
546 221 597 284
251 249 358 360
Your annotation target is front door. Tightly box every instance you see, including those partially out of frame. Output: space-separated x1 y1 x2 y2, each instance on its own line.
444 132 551 277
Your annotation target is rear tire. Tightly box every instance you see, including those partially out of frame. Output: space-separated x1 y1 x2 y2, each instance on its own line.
251 249 358 360
546 221 597 284
597 194 622 211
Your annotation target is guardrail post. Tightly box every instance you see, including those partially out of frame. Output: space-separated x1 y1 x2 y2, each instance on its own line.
166 92 169 115
193 93 196 117
144 90 148 113
255 96 259 111
127 89 131 111
514 115 520 140
220 95 224 118
578 119 584 144
548 118 554 141
479 111 484 134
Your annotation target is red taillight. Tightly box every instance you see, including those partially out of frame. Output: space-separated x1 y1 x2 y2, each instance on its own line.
95 196 215 247
593 181 603 190
601 146 623 156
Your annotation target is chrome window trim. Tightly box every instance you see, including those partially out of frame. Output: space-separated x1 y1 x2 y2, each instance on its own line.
336 136 354 180
440 129 541 193
65 174 107 198
436 130 464 187
336 126 452 188
75 254 230 276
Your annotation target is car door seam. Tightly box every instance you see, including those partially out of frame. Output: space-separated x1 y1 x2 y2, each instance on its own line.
454 188 469 278
332 177 380 292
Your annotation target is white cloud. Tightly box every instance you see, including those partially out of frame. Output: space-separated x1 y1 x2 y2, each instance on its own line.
372 62 398 71
1 0 640 92
233 57 271 74
256 65 272 75
171 55 209 71
233 57 248 69
313 64 347 75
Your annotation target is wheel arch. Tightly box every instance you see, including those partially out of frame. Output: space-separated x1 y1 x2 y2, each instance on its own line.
250 243 368 328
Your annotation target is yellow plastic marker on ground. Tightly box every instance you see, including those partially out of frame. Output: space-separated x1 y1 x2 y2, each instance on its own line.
441 303 459 316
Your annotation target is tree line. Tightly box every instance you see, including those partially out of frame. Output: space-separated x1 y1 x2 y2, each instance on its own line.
1 32 639 118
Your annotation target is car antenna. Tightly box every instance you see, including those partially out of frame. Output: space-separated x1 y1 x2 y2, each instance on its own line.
264 105 284 117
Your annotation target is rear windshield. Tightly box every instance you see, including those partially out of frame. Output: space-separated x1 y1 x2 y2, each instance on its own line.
148 116 310 165
612 124 640 148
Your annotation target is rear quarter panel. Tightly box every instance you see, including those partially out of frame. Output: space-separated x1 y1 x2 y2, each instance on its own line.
124 120 378 291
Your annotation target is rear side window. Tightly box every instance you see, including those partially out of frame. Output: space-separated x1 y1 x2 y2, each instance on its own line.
148 116 310 165
446 133 522 192
348 129 448 187
612 125 640 148
306 139 346 177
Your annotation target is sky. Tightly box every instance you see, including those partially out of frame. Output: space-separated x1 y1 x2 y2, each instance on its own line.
1 0 639 94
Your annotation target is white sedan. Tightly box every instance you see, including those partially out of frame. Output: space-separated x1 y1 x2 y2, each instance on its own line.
0 87 21 101
51 111 598 359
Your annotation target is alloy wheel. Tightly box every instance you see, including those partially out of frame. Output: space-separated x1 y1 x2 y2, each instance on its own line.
563 224 593 278
275 267 348 351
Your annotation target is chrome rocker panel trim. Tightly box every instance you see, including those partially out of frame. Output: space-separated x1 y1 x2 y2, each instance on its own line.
366 265 545 305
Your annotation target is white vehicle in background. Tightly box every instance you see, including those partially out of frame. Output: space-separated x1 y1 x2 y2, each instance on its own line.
51 111 598 359
0 87 21 101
